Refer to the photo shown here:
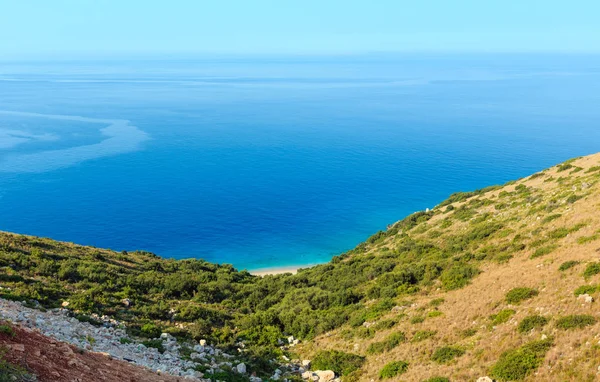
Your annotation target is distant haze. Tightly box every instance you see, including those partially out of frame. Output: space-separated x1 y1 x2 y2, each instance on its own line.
0 0 599 58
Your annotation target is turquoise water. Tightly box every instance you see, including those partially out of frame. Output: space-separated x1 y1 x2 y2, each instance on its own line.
1 54 599 270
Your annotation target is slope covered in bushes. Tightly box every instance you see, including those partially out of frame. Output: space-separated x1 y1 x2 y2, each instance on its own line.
3 153 600 380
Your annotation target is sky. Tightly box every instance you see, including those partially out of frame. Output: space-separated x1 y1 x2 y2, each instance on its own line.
0 0 599 58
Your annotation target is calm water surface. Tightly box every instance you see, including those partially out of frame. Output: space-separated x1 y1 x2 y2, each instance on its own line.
1 54 599 270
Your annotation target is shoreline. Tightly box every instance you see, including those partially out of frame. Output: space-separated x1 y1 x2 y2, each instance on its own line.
249 264 317 276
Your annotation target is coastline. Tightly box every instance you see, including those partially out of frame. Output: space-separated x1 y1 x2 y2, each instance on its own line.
249 264 316 277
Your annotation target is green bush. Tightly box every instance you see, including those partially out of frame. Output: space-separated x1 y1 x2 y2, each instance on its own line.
490 309 516 326
431 346 465 363
558 260 579 271
517 315 549 333
490 339 553 381
311 350 365 376
583 263 600 278
423 378 450 382
574 285 597 296
410 316 425 324
429 298 445 307
412 330 436 342
141 339 165 353
531 245 558 259
440 264 479 290
541 214 561 223
367 332 406 355
555 315 597 330
506 287 538 304
427 311 443 318
0 325 15 337
460 328 477 338
379 361 409 379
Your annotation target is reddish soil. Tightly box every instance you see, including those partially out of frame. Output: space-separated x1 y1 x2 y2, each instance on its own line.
0 323 188 382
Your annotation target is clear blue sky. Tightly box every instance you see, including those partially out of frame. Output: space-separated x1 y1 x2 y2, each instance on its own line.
0 0 598 58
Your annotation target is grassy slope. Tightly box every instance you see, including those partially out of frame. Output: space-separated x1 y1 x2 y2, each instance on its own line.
300 153 600 381
2 153 600 380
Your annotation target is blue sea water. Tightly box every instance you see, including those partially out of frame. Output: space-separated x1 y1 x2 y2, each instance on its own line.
1 54 599 270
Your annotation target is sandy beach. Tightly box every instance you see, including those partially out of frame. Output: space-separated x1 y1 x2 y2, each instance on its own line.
250 265 313 276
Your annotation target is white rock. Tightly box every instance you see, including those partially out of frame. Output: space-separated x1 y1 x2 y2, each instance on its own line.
236 363 247 374
301 360 311 368
476 378 494 382
315 370 336 382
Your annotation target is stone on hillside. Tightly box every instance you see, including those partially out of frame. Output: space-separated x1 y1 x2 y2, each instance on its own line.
301 360 311 368
302 371 313 380
315 370 335 382
199 339 207 346
61 301 70 307
578 294 594 303
476 377 494 382
236 362 247 374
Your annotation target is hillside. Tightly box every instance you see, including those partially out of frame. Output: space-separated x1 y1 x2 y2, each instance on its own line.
2 153 600 381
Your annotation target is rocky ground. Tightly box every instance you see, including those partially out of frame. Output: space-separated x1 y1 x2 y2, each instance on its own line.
0 298 245 381
0 298 337 382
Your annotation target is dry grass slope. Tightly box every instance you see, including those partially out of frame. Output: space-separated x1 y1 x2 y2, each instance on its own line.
298 153 600 381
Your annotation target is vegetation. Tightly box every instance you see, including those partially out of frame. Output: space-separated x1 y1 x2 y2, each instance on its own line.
490 339 553 381
517 315 549 333
1 154 600 380
379 361 409 379
574 285 597 296
583 263 600 278
311 350 365 376
412 330 436 342
366 332 406 355
490 309 516 326
559 260 579 271
555 315 597 330
505 288 539 304
431 346 465 363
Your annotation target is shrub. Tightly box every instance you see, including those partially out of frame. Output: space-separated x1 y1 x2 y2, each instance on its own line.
431 346 465 363
490 309 516 326
423 378 450 382
372 319 397 331
555 315 597 330
429 298 445 307
460 328 477 338
578 234 599 245
440 264 479 290
0 325 15 337
142 339 165 353
583 263 600 278
558 260 579 271
366 332 406 355
490 339 553 380
412 330 436 342
427 311 443 318
518 315 549 333
506 288 538 304
311 350 365 376
541 214 561 223
379 361 409 379
531 245 558 259
574 285 597 296
410 316 425 324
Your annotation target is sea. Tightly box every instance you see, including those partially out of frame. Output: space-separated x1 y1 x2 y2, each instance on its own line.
1 53 599 270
